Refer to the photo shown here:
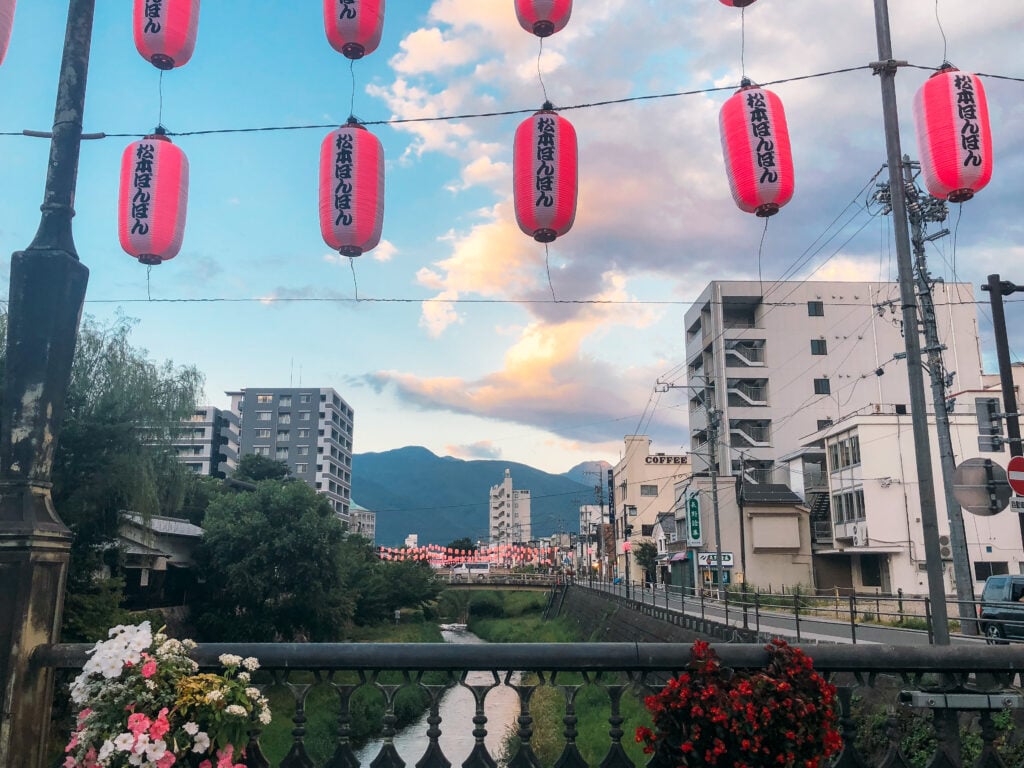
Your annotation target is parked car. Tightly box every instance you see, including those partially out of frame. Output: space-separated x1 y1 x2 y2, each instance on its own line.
978 575 1024 643
452 562 490 581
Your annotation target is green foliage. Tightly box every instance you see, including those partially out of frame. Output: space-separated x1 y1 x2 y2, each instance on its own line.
193 480 353 641
233 453 292 483
446 536 476 552
634 541 659 581
178 474 232 526
337 538 443 626
13 313 205 641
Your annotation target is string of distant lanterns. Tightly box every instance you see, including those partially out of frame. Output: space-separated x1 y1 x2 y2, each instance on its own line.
378 542 564 567
0 0 995 267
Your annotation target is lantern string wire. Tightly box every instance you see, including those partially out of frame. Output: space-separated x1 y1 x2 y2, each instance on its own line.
740 6 747 81
350 59 356 119
146 266 152 301
537 38 550 105
757 216 768 297
349 256 360 301
158 71 164 128
952 202 963 281
935 0 949 65
544 243 557 302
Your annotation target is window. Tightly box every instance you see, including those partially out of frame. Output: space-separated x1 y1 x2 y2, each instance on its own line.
277 430 289 441
300 394 311 404
279 414 291 425
813 378 831 395
298 429 310 438
297 446 309 456
850 435 861 465
299 411 311 421
975 561 1010 580
254 446 270 456
807 301 824 316
256 411 271 422
275 448 289 459
256 394 273 403
640 484 658 497
817 419 833 431
296 463 307 473
810 339 828 355
186 463 202 473
279 395 292 407
256 428 271 439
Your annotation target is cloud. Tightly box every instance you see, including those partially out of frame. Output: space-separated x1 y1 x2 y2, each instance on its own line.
445 440 503 460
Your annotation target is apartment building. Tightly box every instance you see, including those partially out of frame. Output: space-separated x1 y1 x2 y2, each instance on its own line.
683 280 983 483
173 405 239 477
489 469 532 547
350 501 377 544
227 387 354 523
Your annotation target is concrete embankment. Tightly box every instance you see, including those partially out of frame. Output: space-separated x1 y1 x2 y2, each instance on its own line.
553 584 708 643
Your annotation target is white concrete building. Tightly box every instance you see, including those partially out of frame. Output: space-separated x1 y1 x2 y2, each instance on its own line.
173 405 239 477
683 280 983 483
489 469 532 547
610 436 692 579
350 502 376 544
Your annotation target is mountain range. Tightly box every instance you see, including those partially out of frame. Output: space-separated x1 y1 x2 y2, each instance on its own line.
351 446 610 546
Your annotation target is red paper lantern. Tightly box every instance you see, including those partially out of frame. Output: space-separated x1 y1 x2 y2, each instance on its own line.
133 0 200 70
319 119 385 257
514 104 577 243
719 80 794 217
0 0 16 67
719 0 757 6
118 132 189 265
324 0 385 59
913 65 993 203
515 0 572 37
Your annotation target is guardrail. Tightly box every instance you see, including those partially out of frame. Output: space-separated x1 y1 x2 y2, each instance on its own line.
35 640 1024 767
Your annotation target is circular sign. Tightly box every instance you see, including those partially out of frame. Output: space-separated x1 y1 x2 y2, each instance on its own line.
1009 455 1024 496
952 457 1012 516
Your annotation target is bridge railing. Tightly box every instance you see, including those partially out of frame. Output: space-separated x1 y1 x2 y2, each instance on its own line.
35 640 1024 768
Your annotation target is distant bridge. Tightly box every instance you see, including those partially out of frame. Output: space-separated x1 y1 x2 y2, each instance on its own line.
438 573 559 590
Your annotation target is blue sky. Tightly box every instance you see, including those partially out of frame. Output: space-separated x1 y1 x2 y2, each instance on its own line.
0 1 1020 474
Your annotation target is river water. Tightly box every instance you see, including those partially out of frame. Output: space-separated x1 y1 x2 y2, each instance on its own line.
354 625 522 766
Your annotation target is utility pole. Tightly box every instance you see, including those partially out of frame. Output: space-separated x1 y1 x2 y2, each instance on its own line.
875 160 978 634
871 0 950 644
708 409 726 597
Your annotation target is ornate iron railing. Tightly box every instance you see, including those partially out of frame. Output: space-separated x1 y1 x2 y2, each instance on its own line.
36 641 1024 767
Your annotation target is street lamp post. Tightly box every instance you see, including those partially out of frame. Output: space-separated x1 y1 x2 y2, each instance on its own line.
623 540 632 600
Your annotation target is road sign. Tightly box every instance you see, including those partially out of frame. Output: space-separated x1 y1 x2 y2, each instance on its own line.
686 494 702 547
1009 456 1024 495
697 552 734 567
952 457 1012 516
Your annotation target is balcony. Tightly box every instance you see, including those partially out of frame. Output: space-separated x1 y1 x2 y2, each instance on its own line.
729 420 771 448
727 379 768 407
724 341 766 367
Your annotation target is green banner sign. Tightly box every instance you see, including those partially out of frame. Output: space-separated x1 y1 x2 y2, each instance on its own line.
687 494 702 546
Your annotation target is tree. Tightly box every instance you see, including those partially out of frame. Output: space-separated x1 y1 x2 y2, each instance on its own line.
233 453 291 483
634 541 660 584
0 313 203 640
193 479 354 641
446 537 476 552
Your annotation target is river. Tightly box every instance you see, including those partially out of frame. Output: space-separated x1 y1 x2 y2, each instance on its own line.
354 625 522 766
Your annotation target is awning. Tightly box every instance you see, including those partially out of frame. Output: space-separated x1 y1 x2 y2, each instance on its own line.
670 552 689 562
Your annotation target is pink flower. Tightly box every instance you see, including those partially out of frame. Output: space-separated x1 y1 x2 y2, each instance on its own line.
127 713 151 736
215 745 234 768
149 708 170 741
156 752 176 768
141 659 158 678
64 757 77 768
65 733 79 751
77 708 93 723
198 762 212 768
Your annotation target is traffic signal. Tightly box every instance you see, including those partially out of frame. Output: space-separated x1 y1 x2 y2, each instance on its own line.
625 524 634 537
975 397 1004 452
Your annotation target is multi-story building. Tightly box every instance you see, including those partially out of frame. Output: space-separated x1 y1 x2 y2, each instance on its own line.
610 436 692 579
683 280 983 483
172 406 239 477
489 469 531 547
350 502 376 544
227 387 354 523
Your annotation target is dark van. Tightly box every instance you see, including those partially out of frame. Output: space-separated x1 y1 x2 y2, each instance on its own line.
978 575 1024 643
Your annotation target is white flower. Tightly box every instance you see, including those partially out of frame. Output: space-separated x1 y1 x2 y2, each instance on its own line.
218 653 242 668
182 721 199 736
133 733 150 755
144 739 167 762
245 687 261 700
225 704 247 717
113 733 135 752
145 679 156 690
237 672 251 684
127 752 143 767
182 638 197 650
258 709 272 726
98 740 116 762
191 731 210 753
205 689 224 703
241 657 260 671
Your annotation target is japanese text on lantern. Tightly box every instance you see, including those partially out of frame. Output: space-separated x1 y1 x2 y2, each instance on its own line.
144 1 163 33
954 75 982 168
339 0 357 20
131 143 155 235
333 133 354 226
746 91 778 184
534 117 556 207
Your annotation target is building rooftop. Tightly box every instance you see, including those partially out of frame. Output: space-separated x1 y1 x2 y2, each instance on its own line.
738 484 805 507
123 513 204 538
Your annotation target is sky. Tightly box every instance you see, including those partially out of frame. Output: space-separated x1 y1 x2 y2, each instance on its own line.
0 1 1021 476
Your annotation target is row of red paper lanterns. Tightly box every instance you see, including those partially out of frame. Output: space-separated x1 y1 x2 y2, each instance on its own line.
107 0 993 267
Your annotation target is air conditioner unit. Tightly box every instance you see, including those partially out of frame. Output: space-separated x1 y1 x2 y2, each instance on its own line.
852 522 869 547
938 534 952 560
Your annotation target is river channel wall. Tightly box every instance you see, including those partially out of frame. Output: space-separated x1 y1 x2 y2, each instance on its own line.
552 585 757 644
